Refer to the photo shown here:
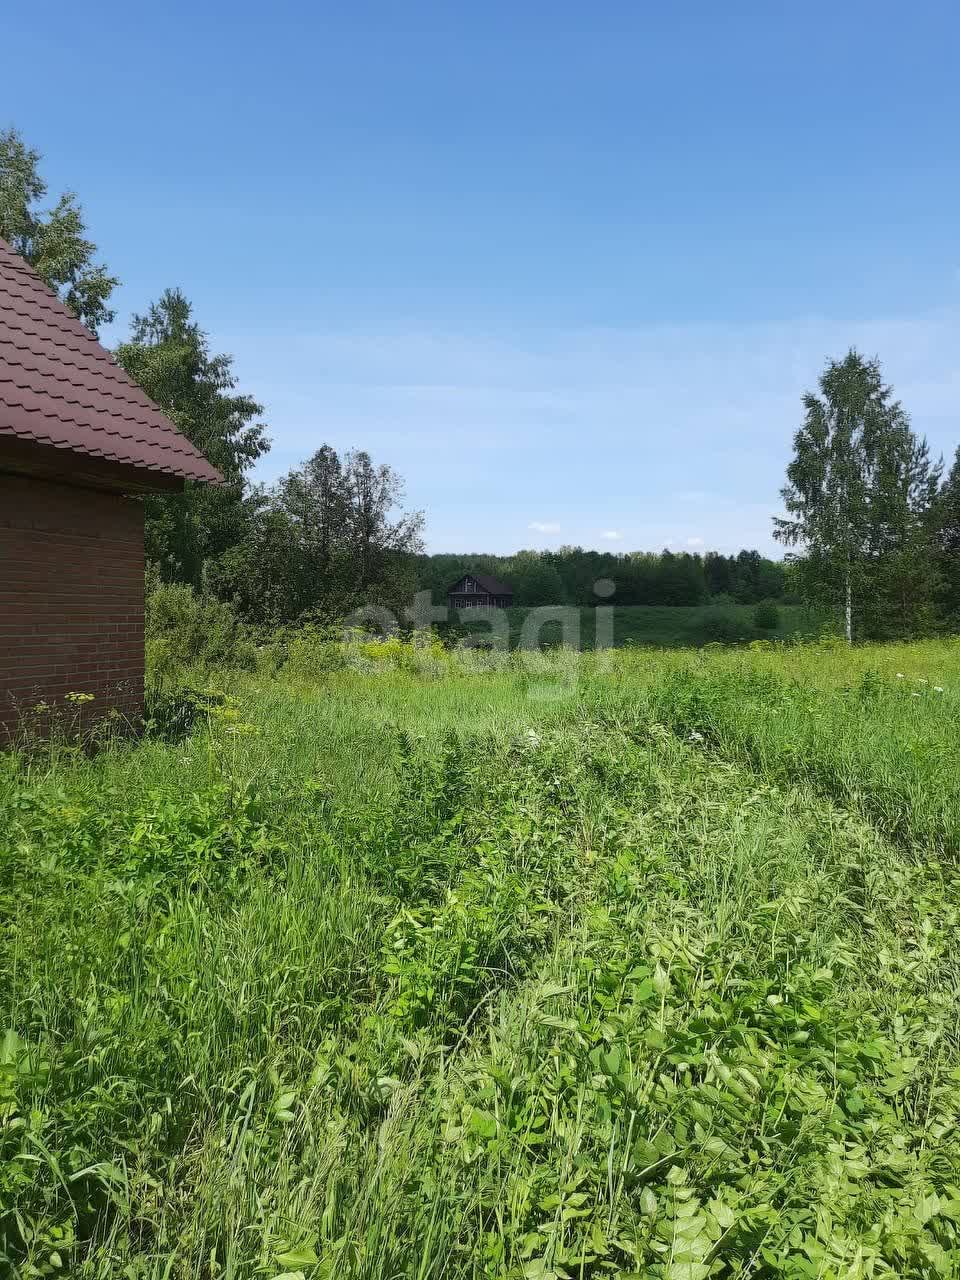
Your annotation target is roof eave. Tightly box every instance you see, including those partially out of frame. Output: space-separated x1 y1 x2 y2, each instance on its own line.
0 434 199 494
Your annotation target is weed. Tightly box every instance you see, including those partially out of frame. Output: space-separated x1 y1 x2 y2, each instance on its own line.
3 639 960 1276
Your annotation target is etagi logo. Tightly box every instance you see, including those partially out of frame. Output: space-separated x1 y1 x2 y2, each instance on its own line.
342 578 619 698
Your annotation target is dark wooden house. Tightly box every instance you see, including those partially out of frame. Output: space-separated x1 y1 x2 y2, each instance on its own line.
447 573 513 610
0 236 222 739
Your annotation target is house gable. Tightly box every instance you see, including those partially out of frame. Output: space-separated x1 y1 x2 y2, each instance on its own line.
446 573 514 604
0 237 223 489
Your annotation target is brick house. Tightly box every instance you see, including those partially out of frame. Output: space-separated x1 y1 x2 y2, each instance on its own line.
0 237 222 740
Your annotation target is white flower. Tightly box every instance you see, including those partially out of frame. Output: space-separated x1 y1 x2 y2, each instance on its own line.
934 686 944 693
896 673 905 679
918 677 929 685
688 730 704 743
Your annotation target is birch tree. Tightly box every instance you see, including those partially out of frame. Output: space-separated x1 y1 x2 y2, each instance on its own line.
0 127 117 334
774 350 938 641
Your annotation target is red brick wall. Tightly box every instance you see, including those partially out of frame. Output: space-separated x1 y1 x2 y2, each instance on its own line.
0 472 145 740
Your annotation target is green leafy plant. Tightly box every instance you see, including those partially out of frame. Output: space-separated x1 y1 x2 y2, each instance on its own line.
146 578 257 677
3 639 960 1277
753 598 780 630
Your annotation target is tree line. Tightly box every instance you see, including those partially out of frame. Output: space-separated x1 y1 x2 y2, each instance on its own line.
417 548 785 609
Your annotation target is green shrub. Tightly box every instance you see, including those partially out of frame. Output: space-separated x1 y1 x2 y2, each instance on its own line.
143 685 230 741
145 581 257 678
282 625 347 679
708 592 737 609
701 606 750 645
753 599 781 631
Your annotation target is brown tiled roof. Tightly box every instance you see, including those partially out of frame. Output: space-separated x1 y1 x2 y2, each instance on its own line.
0 237 223 486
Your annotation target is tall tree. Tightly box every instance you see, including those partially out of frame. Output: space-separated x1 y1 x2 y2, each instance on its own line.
861 432 941 638
0 127 117 333
774 350 938 642
506 551 569 607
209 500 310 625
934 447 960 622
115 290 270 585
653 550 707 606
704 552 734 598
277 445 346 586
213 446 424 624
729 549 785 603
341 450 426 595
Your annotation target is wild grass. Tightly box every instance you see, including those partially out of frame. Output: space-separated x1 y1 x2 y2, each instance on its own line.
445 604 818 650
2 637 960 1277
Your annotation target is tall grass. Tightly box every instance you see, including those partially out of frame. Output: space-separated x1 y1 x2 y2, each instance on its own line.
2 638 960 1276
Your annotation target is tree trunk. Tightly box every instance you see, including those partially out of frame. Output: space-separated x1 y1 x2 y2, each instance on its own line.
845 570 852 645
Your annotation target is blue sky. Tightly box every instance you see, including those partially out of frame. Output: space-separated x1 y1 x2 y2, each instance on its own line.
6 1 960 554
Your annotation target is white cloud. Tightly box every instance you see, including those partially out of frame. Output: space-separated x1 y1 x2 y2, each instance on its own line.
686 536 705 548
223 305 960 554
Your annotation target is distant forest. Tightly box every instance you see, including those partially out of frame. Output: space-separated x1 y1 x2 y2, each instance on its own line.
416 548 786 608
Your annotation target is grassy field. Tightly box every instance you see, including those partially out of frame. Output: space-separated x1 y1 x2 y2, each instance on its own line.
445 604 819 650
3 637 960 1277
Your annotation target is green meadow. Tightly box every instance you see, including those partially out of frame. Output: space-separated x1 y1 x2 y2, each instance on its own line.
444 604 817 651
3 637 960 1278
